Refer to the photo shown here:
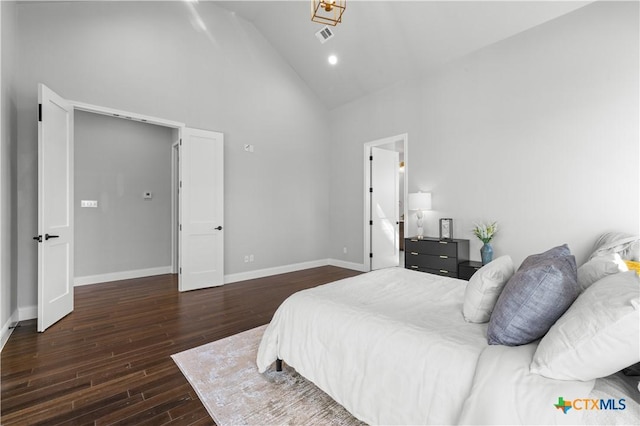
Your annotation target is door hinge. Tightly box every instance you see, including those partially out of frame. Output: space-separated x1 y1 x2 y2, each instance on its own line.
179 181 182 188
369 187 373 193
369 155 373 161
179 267 182 274
179 224 182 231
180 139 182 145
38 104 42 122
369 253 373 258
369 220 373 226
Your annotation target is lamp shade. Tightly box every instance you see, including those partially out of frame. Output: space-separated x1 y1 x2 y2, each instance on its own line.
408 192 432 211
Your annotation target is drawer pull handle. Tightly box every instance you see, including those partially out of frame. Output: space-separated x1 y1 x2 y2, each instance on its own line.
411 265 419 269
439 255 448 259
440 270 449 274
410 252 419 255
439 241 448 244
411 239 418 242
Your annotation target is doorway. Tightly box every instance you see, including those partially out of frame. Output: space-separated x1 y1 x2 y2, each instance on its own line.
363 134 408 271
37 84 224 331
73 110 175 285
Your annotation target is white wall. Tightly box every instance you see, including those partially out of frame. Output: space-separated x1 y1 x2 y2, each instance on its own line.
329 1 639 268
1 0 18 348
15 2 330 315
10 1 639 322
74 110 173 279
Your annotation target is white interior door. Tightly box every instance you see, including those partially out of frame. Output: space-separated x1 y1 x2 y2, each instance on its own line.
37 84 74 332
179 128 224 291
371 147 399 270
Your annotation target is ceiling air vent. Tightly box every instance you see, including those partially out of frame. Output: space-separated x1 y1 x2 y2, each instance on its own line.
315 26 334 44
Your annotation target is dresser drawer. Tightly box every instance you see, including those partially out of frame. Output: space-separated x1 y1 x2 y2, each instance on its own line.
405 239 457 257
405 252 458 271
406 265 458 278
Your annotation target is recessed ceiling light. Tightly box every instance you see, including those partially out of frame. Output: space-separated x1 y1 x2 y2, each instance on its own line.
328 55 338 65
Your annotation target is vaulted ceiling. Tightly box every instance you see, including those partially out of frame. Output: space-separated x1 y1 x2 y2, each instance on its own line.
215 0 592 109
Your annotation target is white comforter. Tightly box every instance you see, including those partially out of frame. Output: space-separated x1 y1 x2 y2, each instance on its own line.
459 342 596 425
257 267 639 425
256 268 488 424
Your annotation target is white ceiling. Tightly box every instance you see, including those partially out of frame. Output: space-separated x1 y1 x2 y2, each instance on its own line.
215 1 592 109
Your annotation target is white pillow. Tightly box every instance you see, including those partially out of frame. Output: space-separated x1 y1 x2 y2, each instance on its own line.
531 271 640 381
577 253 628 292
589 232 640 261
463 255 515 323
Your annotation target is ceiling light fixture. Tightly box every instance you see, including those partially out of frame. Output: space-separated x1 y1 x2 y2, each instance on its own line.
311 0 346 26
328 55 338 65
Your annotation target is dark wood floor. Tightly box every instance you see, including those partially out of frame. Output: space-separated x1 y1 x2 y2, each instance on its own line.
1 266 361 425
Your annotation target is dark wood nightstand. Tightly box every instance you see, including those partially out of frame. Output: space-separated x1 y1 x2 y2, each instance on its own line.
458 260 483 281
404 237 469 279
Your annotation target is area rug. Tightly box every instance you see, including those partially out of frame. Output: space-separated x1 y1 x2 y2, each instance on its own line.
171 325 364 425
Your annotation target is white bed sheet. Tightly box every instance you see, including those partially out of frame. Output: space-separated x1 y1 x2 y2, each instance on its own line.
459 342 640 425
257 267 488 425
459 342 595 425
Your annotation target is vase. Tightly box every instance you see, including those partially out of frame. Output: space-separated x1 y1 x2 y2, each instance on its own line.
480 242 493 265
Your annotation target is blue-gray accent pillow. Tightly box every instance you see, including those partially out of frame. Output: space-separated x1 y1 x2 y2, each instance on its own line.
487 248 579 346
518 244 570 270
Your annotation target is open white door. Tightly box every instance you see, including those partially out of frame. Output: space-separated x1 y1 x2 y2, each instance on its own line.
179 128 224 291
37 84 74 332
370 147 399 270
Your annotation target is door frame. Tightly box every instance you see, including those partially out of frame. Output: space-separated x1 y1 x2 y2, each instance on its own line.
171 140 180 274
363 133 408 271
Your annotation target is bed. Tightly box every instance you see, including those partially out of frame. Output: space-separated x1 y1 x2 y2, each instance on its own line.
257 234 640 425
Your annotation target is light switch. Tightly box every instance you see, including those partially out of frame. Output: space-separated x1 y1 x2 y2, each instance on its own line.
81 200 98 208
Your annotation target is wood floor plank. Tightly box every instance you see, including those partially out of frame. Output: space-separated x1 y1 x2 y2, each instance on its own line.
94 384 194 425
166 399 213 423
1 266 361 425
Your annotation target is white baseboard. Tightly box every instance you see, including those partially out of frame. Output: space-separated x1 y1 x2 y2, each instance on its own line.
224 259 330 284
224 258 368 285
1 309 19 352
328 258 368 272
12 262 366 328
74 266 173 286
19 305 37 321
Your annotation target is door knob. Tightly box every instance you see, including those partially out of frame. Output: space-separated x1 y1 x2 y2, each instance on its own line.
45 234 60 240
214 226 223 231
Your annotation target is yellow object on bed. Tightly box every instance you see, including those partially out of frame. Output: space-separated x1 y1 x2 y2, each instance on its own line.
624 260 640 275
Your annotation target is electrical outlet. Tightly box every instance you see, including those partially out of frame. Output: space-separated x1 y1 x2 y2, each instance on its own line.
244 255 249 263
249 254 254 262
81 200 98 208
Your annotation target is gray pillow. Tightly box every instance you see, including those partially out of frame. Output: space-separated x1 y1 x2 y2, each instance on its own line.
487 248 579 346
518 244 570 270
